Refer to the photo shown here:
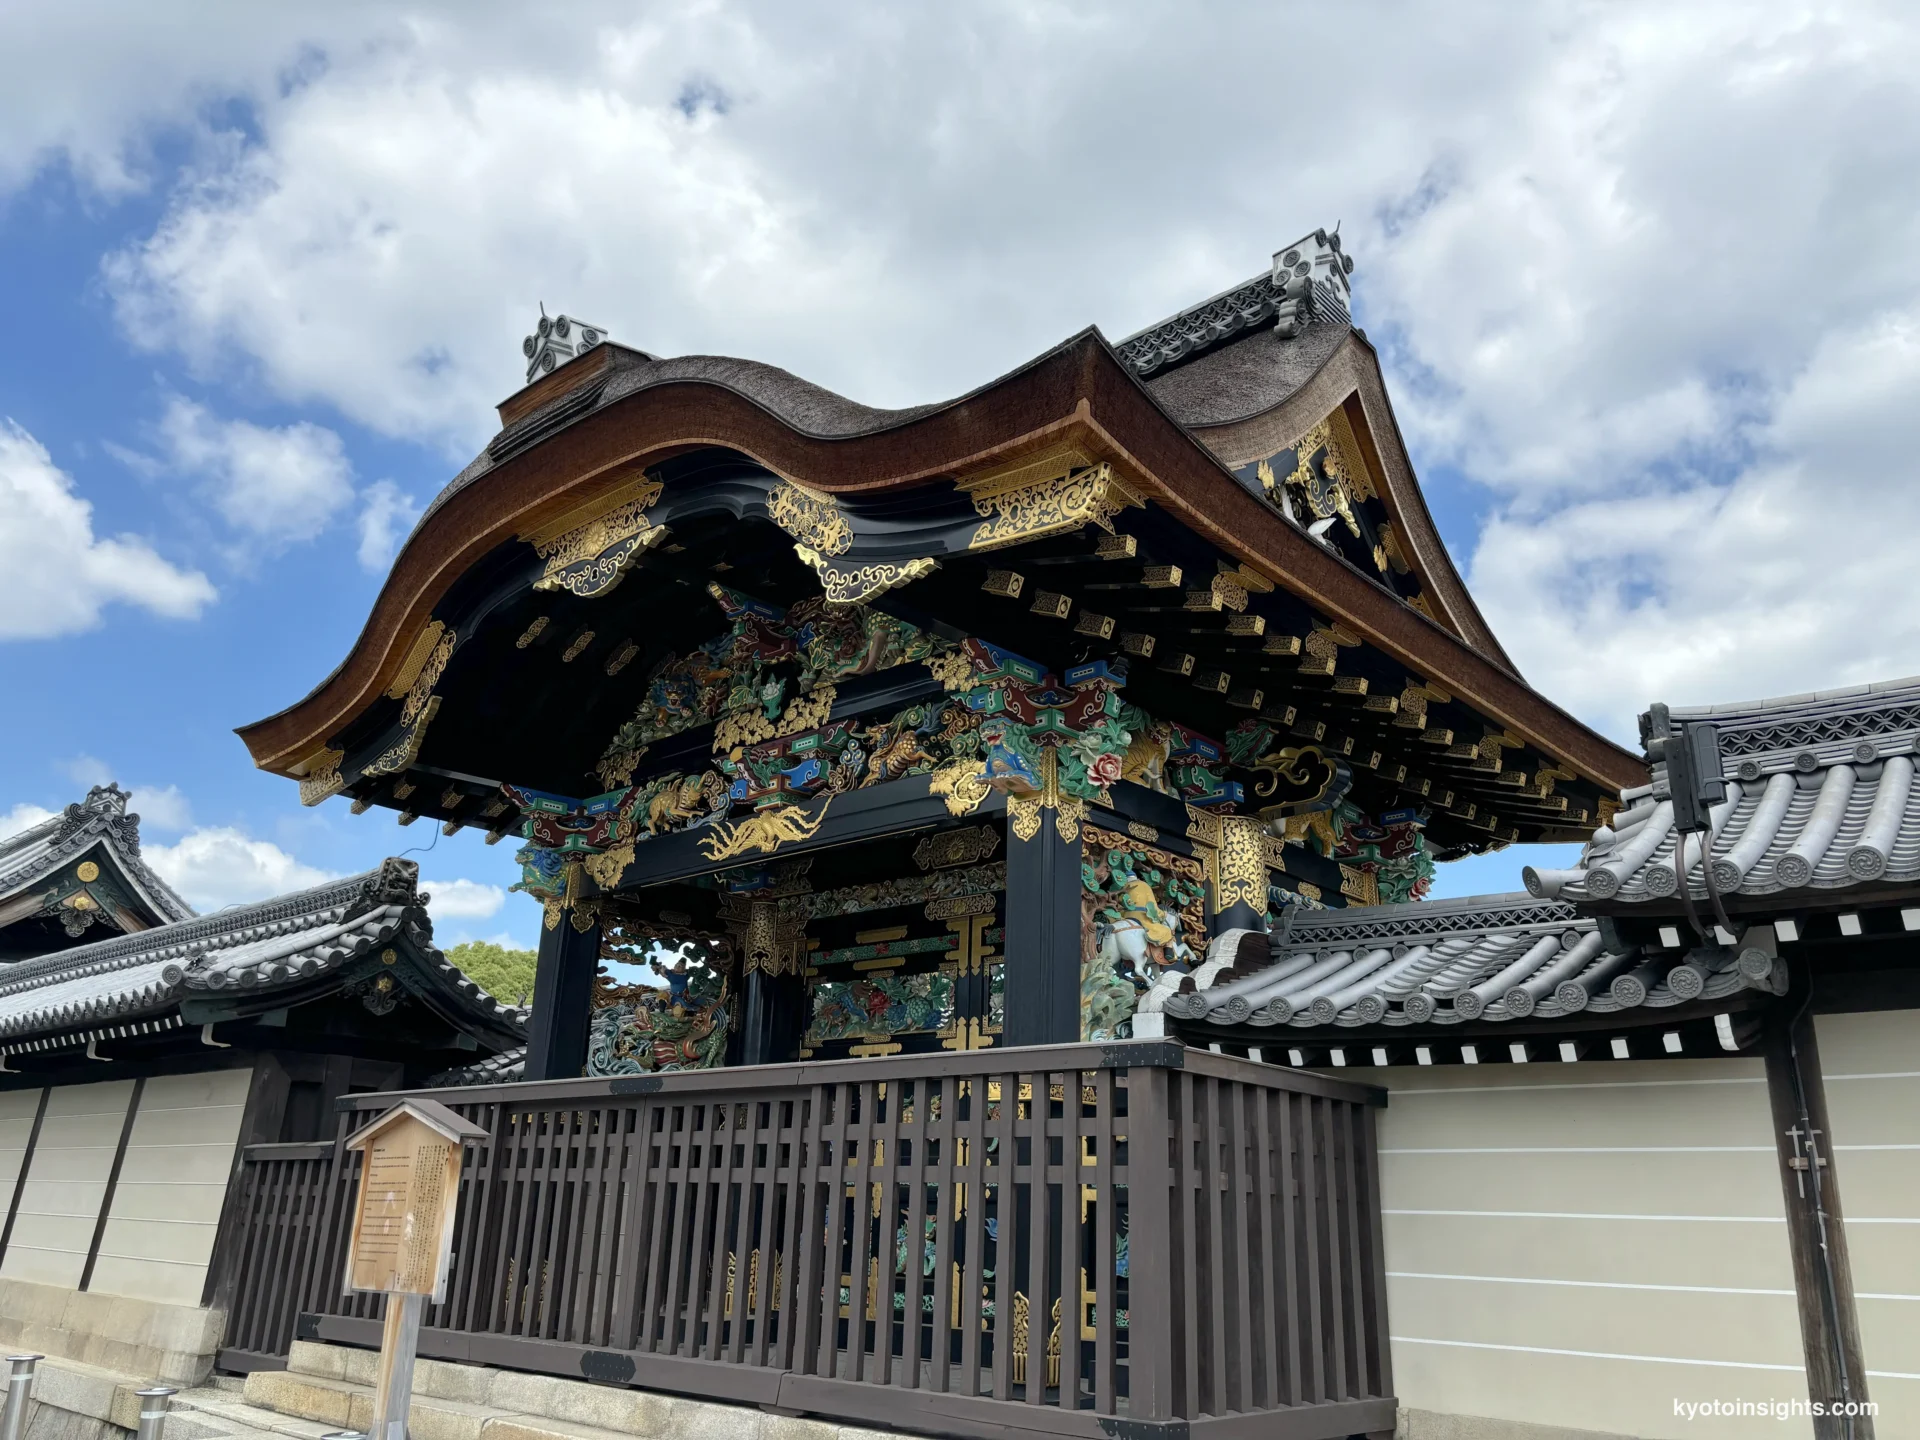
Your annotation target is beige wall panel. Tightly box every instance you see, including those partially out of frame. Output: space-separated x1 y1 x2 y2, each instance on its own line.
90 1069 250 1305
107 1174 237 1221
1337 1060 1805 1439
1816 1010 1920 1426
0 1088 40 1187
1354 1061 1775 1150
95 1216 219 1269
1388 1272 1805 1374
10 1179 119 1216
1816 1009 1920 1074
1848 1226 1920 1291
140 1068 253 1110
84 1254 208 1308
1393 1339 1812 1440
1379 1148 1783 1218
1382 1212 1796 1293
0 1079 134 1288
1824 1078 1920 1144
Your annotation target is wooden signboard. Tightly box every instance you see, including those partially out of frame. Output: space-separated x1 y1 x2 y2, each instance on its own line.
343 1098 485 1440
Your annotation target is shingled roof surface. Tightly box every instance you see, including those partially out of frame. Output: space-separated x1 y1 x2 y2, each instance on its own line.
0 859 523 1055
1164 892 1783 1036
1527 676 1920 907
0 784 193 925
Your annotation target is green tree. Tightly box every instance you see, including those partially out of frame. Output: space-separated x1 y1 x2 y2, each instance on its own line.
444 940 539 1006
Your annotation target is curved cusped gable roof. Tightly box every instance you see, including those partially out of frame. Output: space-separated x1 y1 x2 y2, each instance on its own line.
0 785 194 953
236 319 1638 809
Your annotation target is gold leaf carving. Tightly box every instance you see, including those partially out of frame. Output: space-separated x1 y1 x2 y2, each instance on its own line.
1008 792 1042 843
530 479 667 598
925 648 975 691
914 825 1001 871
361 696 441 779
297 749 346 807
1216 816 1268 913
929 758 993 817
583 843 635 890
698 798 833 862
386 621 447 700
712 685 837 754
766 479 853 556
960 459 1144 552
793 546 937 604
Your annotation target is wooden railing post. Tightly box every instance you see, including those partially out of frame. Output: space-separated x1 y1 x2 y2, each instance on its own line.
1124 1061 1178 1421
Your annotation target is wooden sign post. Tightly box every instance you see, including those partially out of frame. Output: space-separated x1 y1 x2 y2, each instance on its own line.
343 1098 485 1440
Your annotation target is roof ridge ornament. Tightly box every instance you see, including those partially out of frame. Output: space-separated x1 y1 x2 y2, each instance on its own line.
1115 227 1355 378
521 306 610 385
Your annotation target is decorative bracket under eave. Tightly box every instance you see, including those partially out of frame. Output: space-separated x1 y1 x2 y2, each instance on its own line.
522 473 668 599
957 442 1146 552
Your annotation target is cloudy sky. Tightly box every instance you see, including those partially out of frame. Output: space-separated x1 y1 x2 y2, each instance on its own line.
3 0 1918 932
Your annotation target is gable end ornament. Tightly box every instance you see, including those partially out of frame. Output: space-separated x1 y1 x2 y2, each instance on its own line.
525 476 668 599
958 450 1145 552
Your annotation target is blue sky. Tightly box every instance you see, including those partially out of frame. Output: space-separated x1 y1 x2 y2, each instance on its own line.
5 2 1916 939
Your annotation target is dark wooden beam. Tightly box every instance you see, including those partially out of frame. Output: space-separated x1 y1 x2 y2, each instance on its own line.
1762 967 1874 1438
79 1076 145 1292
0 1085 49 1267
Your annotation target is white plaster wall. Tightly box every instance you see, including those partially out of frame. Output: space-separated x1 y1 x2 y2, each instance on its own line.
1337 1058 1811 1440
1815 1008 1920 1439
89 1068 251 1306
0 1087 40 1213
0 1080 136 1289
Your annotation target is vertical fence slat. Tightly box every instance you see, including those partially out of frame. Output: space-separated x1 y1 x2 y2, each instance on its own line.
873 1077 903 1386
957 1073 989 1399
1360 1100 1393 1401
899 1079 931 1390
1127 1063 1175 1423
1090 1066 1116 1416
988 1067 1017 1404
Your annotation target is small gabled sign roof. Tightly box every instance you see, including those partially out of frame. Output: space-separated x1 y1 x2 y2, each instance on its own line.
345 1095 486 1150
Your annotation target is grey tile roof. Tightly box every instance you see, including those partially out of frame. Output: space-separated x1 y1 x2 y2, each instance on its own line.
431 1046 527 1087
0 859 523 1049
1526 675 1920 906
1163 891 1782 1034
0 785 194 925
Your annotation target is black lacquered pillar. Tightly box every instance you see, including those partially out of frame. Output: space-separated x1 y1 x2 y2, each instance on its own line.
738 969 807 1065
524 909 600 1080
1002 807 1083 1046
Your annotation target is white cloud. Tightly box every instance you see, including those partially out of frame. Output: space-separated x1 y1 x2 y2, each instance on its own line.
0 420 215 640
57 755 113 788
0 803 58 843
144 826 335 910
9 0 1920 736
51 758 195 831
420 877 505 921
145 396 356 545
355 480 420 572
127 785 194 832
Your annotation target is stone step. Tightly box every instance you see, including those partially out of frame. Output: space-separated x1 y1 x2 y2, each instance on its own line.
169 1386 342 1440
260 1341 901 1440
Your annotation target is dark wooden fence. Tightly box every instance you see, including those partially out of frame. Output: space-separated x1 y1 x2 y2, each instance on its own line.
215 1040 1393 1439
